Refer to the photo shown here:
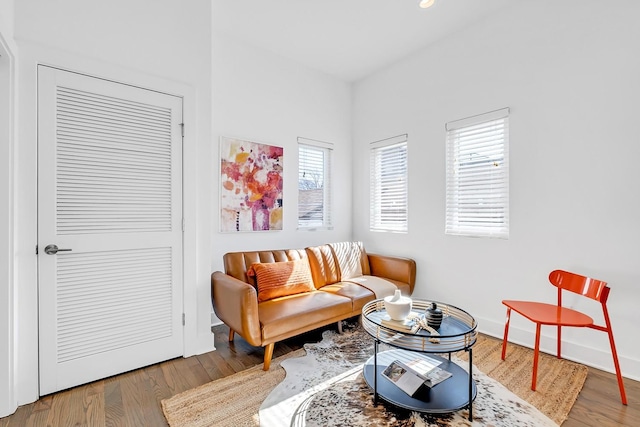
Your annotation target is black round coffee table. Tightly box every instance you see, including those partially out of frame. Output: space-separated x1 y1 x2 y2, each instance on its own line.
361 299 478 421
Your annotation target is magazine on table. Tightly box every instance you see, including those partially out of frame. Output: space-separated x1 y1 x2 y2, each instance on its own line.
381 356 452 397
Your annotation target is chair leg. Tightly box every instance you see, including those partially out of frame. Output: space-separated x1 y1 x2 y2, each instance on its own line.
228 329 235 342
337 320 343 334
263 343 275 371
501 308 512 360
602 306 628 405
532 323 542 391
557 324 562 359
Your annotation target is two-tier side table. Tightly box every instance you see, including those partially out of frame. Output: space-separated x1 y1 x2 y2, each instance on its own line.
361 299 478 421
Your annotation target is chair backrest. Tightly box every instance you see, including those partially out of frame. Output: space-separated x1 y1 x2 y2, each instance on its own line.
548 269 610 303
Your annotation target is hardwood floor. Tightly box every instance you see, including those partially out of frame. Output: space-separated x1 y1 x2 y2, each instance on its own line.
1 324 637 426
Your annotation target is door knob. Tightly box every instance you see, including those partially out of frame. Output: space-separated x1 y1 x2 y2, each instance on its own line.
44 244 72 255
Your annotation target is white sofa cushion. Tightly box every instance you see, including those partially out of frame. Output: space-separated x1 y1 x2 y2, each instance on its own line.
329 241 364 279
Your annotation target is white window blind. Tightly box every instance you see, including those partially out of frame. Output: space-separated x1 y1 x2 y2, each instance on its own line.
446 108 509 238
298 138 332 229
370 134 408 232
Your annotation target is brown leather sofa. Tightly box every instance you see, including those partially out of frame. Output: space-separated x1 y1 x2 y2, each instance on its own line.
211 242 416 370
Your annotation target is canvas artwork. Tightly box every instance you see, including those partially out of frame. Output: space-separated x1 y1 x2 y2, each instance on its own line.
220 137 284 232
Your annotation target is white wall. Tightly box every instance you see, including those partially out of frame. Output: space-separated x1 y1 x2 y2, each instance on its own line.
211 33 353 275
0 0 14 36
353 0 640 380
0 0 17 416
11 0 215 408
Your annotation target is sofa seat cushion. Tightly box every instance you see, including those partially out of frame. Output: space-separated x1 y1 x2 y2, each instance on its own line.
342 275 409 299
258 291 352 341
385 279 411 297
319 281 376 312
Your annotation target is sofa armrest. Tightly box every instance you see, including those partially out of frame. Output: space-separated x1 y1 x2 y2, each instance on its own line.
211 271 262 346
367 254 417 294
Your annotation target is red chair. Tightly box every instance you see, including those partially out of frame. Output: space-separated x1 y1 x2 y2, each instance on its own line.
501 269 627 405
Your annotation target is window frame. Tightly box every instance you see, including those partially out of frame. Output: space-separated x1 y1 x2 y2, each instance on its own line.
369 134 408 233
297 137 333 230
445 108 510 239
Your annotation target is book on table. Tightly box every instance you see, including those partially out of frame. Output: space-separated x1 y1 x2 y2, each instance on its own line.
368 310 421 332
381 355 452 397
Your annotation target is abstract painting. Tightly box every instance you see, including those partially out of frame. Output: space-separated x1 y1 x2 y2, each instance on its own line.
220 136 284 232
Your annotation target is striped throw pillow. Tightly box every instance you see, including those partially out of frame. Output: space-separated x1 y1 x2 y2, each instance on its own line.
251 258 315 302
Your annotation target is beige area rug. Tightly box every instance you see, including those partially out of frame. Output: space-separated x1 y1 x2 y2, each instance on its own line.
457 334 589 425
162 328 587 427
161 349 305 427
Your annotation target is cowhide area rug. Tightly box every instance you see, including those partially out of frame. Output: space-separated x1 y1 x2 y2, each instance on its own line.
259 322 556 427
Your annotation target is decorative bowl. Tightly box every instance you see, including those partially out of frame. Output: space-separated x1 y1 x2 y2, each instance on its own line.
383 291 412 320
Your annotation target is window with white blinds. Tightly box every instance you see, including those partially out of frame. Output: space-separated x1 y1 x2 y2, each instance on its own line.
446 108 509 238
298 138 332 229
370 135 408 232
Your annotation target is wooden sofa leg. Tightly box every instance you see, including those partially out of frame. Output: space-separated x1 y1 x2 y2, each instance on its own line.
263 343 275 371
228 329 235 342
337 320 343 334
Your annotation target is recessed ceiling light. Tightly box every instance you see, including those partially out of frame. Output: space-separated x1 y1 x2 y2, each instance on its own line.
419 0 436 8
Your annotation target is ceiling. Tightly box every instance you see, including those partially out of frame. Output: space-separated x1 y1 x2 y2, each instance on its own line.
212 0 514 82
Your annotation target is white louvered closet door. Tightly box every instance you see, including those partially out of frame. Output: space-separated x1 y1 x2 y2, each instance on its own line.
37 66 183 395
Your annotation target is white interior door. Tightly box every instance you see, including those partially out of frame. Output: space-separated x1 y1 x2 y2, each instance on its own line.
37 66 184 395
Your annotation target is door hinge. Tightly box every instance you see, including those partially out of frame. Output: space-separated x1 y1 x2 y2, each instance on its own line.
36 245 38 255
180 123 184 138
182 313 186 326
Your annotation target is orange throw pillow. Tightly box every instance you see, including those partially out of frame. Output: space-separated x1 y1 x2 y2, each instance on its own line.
251 259 315 302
